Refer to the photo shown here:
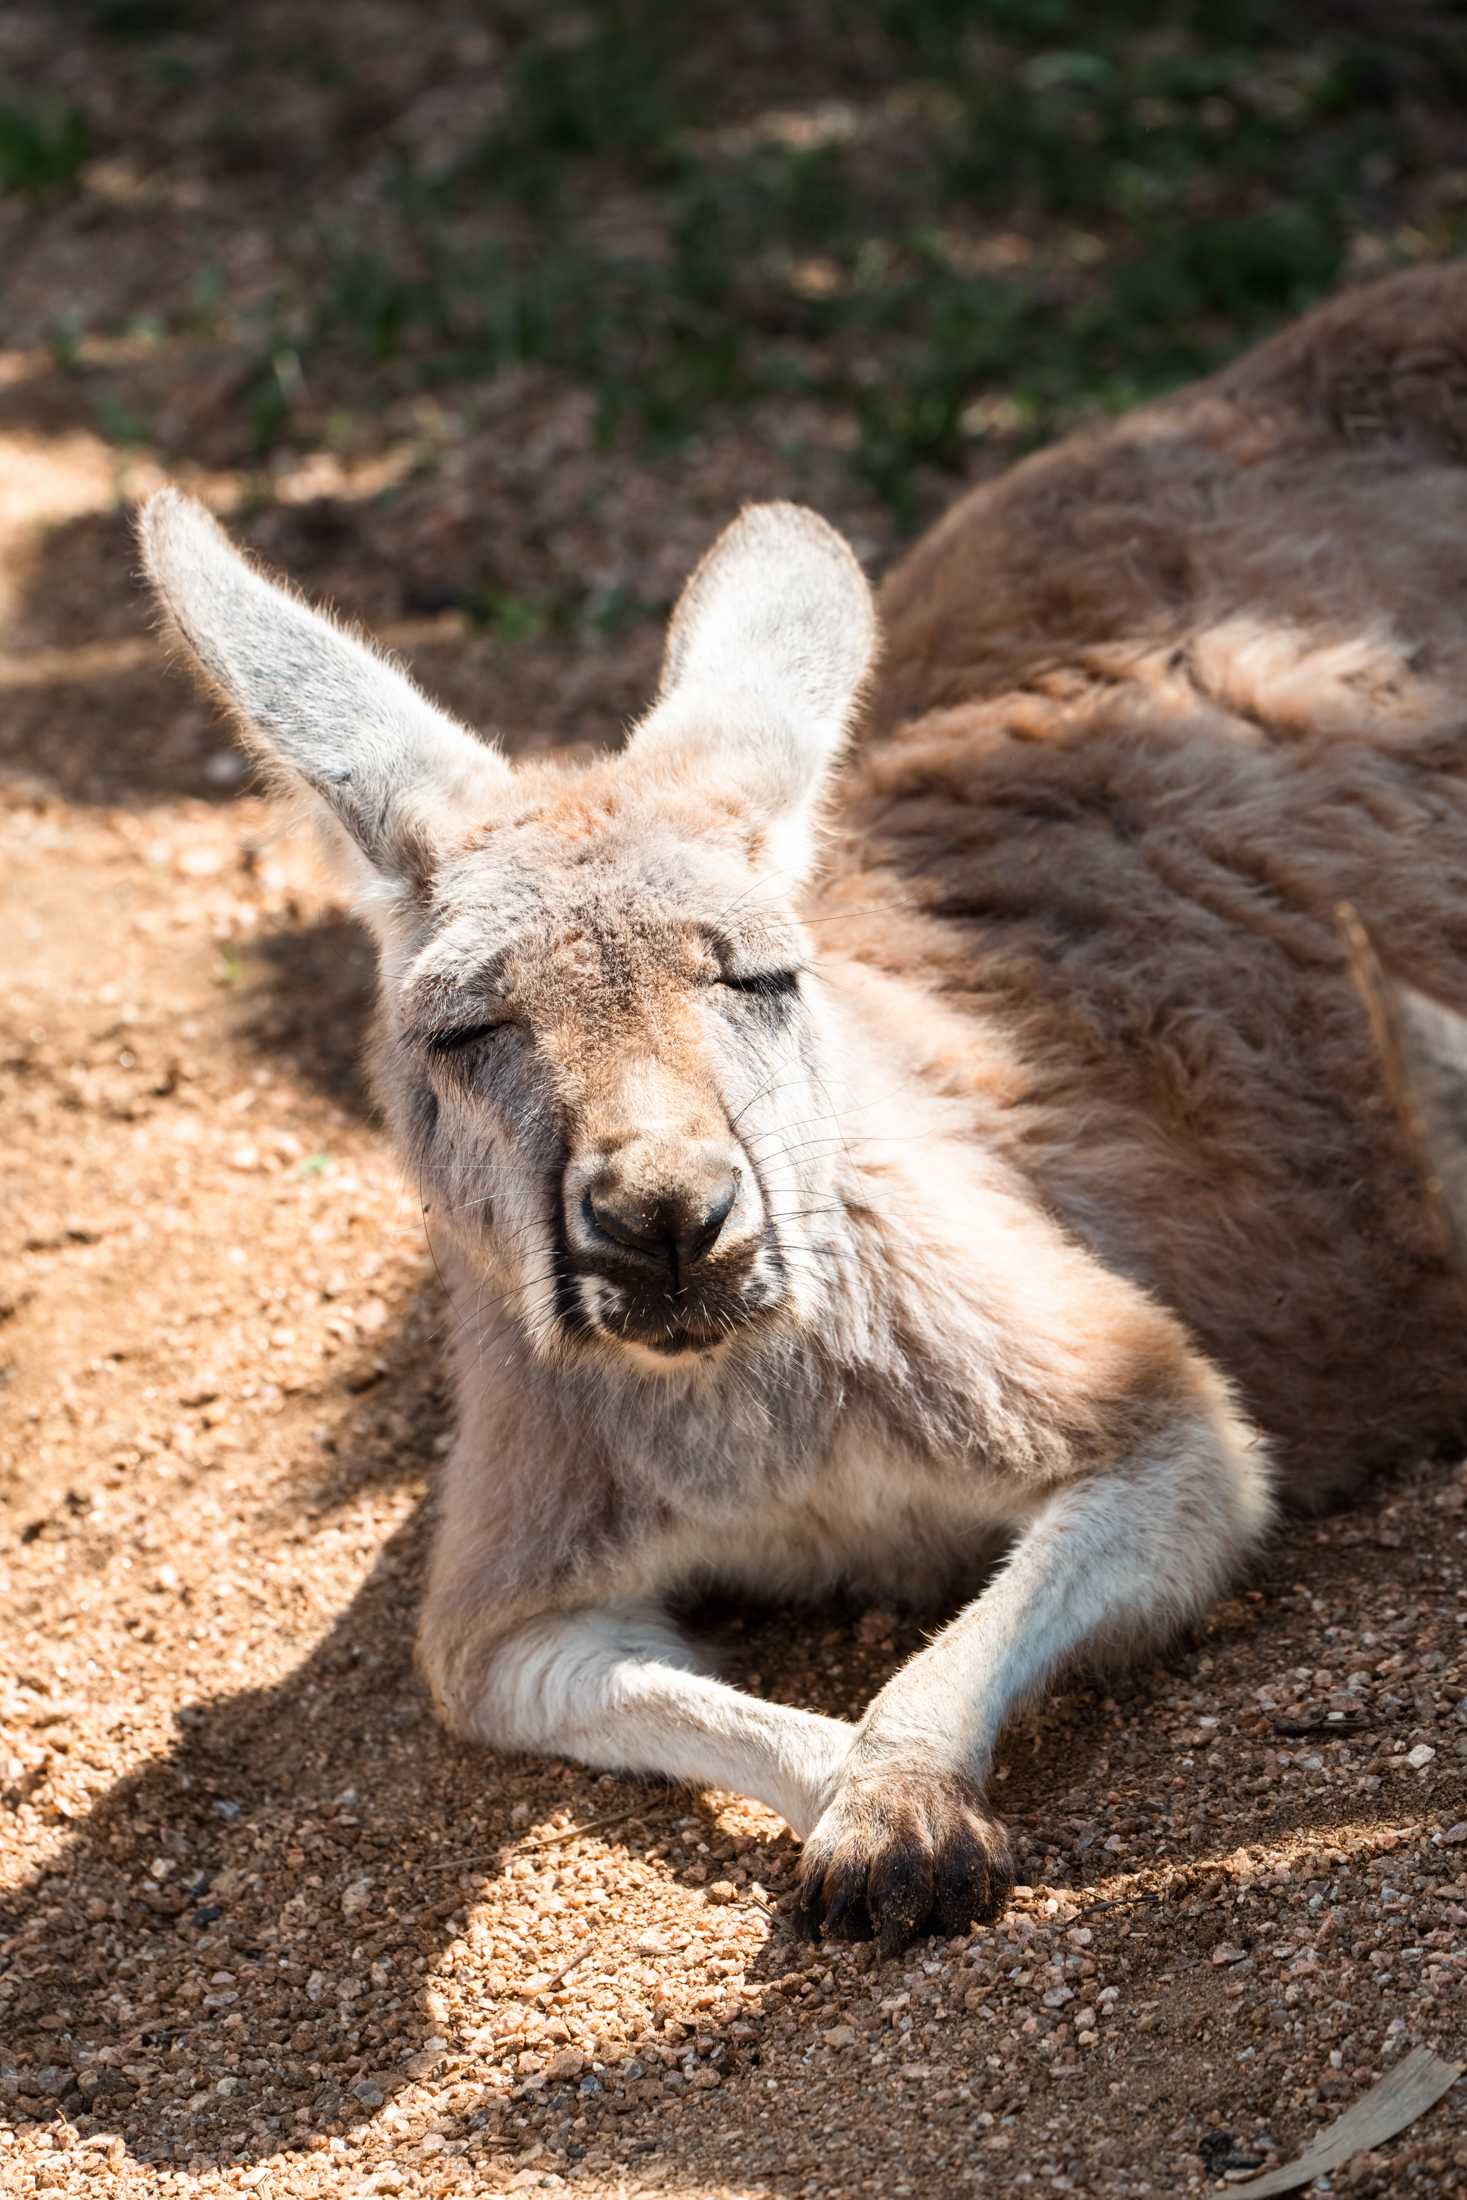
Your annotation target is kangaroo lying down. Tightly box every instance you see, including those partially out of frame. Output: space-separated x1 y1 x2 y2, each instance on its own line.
141 263 1467 1953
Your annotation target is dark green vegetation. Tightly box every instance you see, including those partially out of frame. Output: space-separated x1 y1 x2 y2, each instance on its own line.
0 100 91 195
7 1 1466 522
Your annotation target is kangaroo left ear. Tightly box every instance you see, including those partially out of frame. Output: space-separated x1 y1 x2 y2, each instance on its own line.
139 489 511 904
629 502 879 818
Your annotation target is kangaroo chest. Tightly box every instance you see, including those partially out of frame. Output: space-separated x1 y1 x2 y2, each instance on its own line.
651 1416 1026 1610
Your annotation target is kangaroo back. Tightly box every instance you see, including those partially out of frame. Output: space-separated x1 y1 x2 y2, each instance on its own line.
876 262 1467 731
832 264 1467 1498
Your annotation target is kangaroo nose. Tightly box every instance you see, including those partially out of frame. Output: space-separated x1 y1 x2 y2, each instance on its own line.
584 1168 739 1281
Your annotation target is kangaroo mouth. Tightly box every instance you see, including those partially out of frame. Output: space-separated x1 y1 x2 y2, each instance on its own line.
635 1320 727 1357
573 1267 781 1361
593 1295 738 1357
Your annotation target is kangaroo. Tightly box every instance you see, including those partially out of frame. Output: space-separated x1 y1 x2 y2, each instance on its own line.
141 262 1467 1955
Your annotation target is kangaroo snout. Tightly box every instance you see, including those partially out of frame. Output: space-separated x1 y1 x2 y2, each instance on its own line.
583 1159 740 1284
564 1131 775 1359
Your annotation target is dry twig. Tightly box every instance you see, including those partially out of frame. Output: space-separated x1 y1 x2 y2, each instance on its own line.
1233 2044 1463 2196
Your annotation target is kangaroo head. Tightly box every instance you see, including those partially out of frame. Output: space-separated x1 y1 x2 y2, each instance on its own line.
141 492 877 1371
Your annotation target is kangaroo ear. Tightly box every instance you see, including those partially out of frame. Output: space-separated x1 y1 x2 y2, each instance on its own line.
139 489 510 901
630 502 878 817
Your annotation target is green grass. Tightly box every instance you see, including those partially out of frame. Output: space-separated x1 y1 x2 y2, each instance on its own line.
47 1 1467 512
0 100 91 193
454 577 671 646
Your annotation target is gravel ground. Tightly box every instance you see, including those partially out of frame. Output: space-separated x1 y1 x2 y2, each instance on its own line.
4 6 1467 2192
4 392 1467 2200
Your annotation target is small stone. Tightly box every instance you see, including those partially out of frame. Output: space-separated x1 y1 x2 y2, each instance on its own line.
544 2050 584 2080
705 1880 737 1905
176 845 225 878
1435 1821 1467 1845
1407 1744 1437 1770
1211 1944 1248 1966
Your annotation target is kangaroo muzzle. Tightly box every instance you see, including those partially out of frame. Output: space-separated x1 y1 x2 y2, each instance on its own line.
582 1151 741 1287
563 1126 773 1358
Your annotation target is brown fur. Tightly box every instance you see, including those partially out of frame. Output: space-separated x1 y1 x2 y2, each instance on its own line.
833 263 1467 1499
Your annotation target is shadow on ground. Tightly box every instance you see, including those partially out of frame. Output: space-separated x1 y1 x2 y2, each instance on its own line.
0 1243 1390 2182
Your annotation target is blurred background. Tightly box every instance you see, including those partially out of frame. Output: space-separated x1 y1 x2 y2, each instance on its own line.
3 2 1465 683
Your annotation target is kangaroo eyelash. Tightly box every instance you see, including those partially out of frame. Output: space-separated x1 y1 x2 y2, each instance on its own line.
719 969 802 999
427 1021 510 1055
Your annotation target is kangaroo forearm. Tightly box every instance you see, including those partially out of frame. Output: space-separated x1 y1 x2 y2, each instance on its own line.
853 1397 1273 1782
427 1600 854 1838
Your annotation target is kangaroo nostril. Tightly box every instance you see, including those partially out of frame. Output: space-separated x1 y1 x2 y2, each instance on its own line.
583 1185 659 1257
581 1166 740 1279
687 1171 738 1263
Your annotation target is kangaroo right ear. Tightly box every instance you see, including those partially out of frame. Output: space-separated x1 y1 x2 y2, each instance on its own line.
139 490 510 903
629 502 878 822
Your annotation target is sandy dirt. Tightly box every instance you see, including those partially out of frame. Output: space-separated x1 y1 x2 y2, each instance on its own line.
4 5 1467 2196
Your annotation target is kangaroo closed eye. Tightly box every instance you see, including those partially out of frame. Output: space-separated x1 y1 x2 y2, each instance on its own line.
427 1022 513 1055
718 969 800 997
